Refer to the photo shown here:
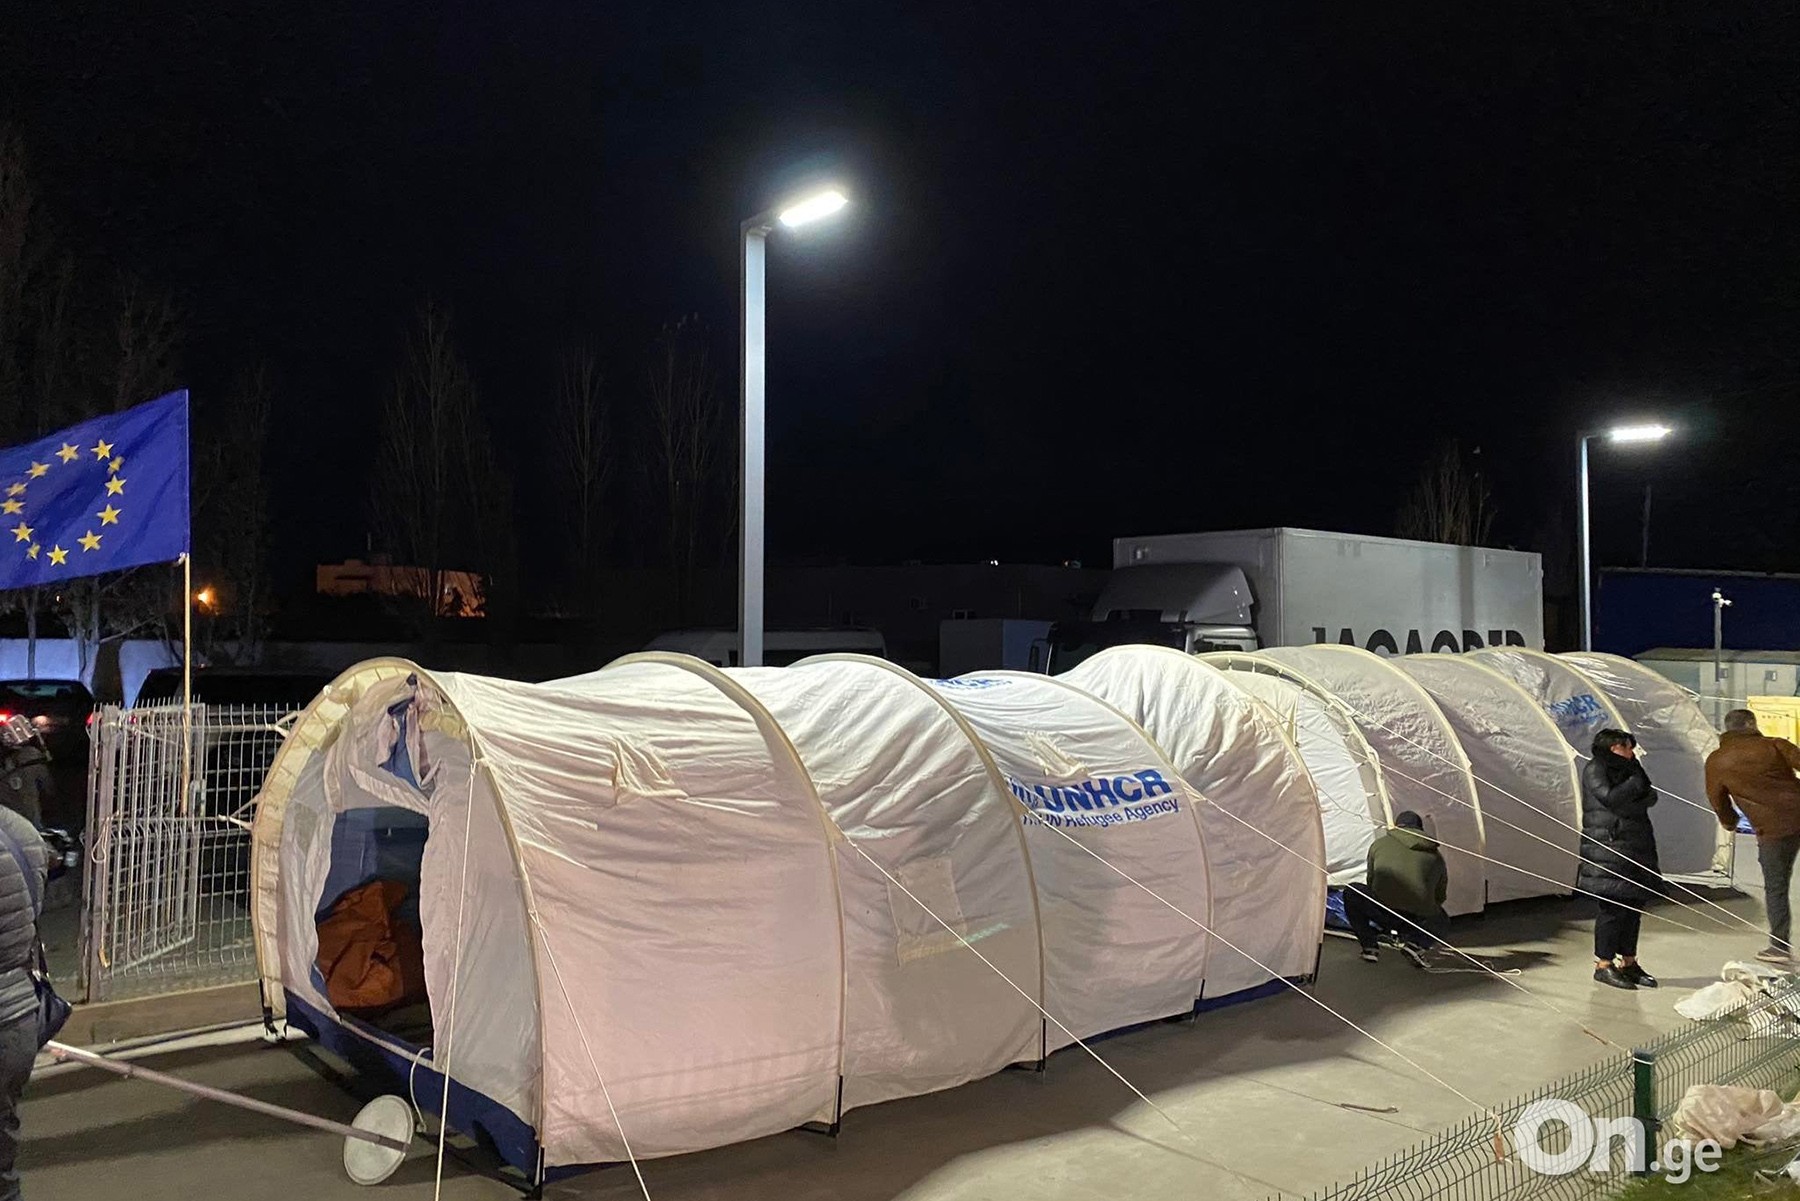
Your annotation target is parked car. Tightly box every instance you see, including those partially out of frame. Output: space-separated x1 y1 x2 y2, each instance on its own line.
0 678 95 832
134 667 336 709
0 678 95 761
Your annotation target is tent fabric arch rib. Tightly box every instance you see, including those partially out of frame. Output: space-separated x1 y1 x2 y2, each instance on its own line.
1060 644 1326 996
1393 654 1582 901
1213 647 1487 915
1203 653 1393 889
921 670 1214 1046
1559 651 1726 876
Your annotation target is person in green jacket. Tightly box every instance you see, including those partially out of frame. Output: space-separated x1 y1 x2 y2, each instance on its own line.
1342 811 1449 968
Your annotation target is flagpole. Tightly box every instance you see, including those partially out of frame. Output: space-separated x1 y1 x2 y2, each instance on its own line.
180 552 193 817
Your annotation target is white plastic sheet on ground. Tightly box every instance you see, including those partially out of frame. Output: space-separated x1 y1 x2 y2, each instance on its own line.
1062 645 1326 997
1255 646 1487 916
1395 654 1581 901
1208 658 1389 886
927 672 1212 1048
1562 652 1725 876
1670 1085 1800 1148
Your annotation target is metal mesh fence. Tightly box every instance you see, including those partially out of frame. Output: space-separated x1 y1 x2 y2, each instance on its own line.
81 702 297 1002
1280 978 1800 1201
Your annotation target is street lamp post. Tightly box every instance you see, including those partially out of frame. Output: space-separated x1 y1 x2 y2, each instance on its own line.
1577 423 1672 651
738 187 847 668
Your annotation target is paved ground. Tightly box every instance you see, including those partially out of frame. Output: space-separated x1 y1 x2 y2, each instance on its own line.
21 889 1776 1201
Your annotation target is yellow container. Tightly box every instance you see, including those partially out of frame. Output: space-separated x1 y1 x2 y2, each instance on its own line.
1749 695 1800 743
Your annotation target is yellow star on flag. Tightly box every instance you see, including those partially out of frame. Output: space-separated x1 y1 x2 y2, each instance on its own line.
8 522 31 543
78 530 102 553
106 477 126 496
91 439 114 461
108 456 125 474
4 483 23 497
0 500 19 515
97 504 121 526
56 443 78 463
47 545 67 566
26 544 39 560
26 462 47 478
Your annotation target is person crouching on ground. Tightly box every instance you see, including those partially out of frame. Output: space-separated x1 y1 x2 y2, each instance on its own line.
1705 708 1800 964
1580 728 1663 990
1343 811 1448 969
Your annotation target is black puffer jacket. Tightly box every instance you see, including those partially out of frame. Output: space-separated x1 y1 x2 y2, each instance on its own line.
1578 754 1663 905
0 806 46 1025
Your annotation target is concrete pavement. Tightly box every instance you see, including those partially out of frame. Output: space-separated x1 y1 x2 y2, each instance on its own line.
21 890 1773 1201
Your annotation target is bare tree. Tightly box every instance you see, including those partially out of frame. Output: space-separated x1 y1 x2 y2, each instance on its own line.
1397 440 1496 546
189 364 273 662
111 278 183 412
40 277 188 680
555 343 612 612
0 130 192 685
371 301 497 638
643 315 726 620
0 125 38 435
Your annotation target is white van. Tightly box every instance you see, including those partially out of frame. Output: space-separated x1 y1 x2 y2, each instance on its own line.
643 628 888 668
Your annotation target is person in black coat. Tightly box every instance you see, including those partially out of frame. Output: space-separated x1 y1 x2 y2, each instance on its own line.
1579 728 1663 990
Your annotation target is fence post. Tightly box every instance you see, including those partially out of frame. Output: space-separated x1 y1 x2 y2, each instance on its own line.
1632 1047 1657 1176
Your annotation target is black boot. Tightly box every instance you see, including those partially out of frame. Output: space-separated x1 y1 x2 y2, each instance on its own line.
1594 964 1638 990
1619 963 1658 989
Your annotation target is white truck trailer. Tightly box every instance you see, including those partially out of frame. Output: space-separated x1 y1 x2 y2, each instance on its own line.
1035 527 1543 672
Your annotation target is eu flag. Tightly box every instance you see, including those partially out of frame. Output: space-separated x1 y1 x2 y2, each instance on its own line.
0 390 190 589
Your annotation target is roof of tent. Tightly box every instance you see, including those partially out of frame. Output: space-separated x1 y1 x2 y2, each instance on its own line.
1060 645 1325 996
1561 652 1726 876
1470 647 1628 754
1394 654 1581 902
919 670 1214 1044
1203 654 1391 886
1237 646 1487 916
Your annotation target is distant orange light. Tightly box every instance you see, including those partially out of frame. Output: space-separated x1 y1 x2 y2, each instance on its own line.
194 586 217 609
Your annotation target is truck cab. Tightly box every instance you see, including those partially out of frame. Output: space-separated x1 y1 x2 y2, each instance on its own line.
1032 563 1259 674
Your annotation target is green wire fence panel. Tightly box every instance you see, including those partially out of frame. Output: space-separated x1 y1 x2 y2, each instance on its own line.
1280 978 1800 1201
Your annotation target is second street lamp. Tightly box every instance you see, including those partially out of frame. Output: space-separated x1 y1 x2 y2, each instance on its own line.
739 187 849 668
1577 421 1673 651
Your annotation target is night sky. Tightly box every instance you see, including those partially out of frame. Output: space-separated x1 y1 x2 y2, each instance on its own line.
4 4 1796 586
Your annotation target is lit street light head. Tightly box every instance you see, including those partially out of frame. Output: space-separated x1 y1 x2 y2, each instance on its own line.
777 189 848 228
1607 423 1673 444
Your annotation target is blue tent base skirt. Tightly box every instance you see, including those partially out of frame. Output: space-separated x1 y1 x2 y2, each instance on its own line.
283 992 568 1188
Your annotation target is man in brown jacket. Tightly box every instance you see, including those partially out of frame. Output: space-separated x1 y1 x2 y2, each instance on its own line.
1706 709 1800 962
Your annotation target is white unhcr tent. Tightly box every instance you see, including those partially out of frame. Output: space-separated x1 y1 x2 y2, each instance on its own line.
1233 646 1487 916
1561 652 1726 876
1205 654 1392 888
924 672 1213 1043
1061 645 1326 997
250 655 1219 1182
1394 655 1581 902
